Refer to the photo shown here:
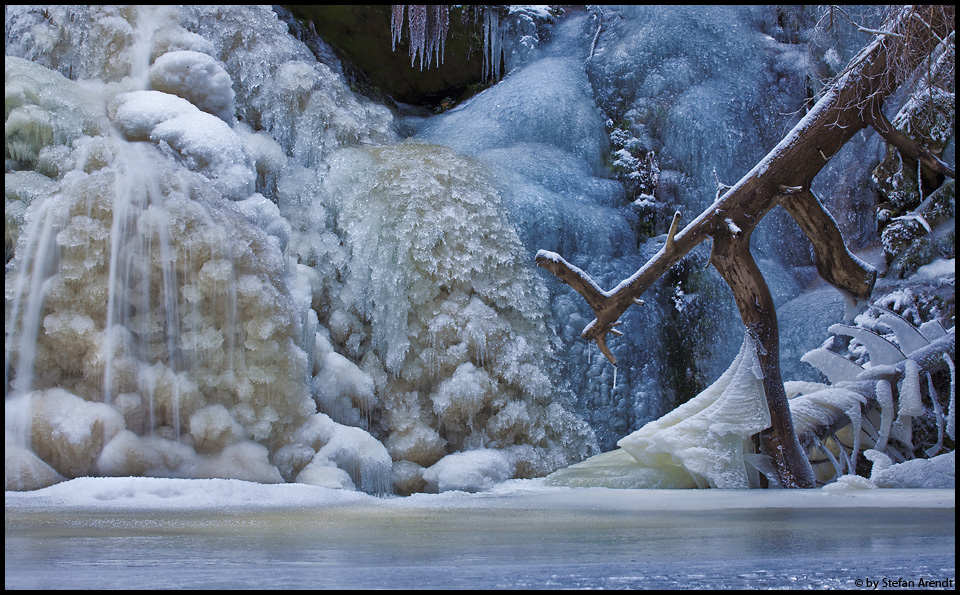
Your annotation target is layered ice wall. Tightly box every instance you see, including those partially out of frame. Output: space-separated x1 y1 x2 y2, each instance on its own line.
5 5 595 493
413 14 661 447
317 143 596 491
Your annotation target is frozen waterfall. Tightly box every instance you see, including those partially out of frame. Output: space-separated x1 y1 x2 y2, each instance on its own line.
6 6 946 494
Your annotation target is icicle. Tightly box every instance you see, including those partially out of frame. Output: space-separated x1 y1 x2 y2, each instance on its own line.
391 5 405 52
924 371 944 457
845 402 863 469
898 359 924 417
408 5 427 69
945 354 955 440
482 7 503 82
431 5 449 68
392 5 449 70
814 435 843 481
832 433 853 475
874 379 893 452
612 365 618 392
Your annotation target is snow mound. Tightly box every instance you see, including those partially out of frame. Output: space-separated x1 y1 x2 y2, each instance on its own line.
422 449 516 493
287 413 393 495
148 50 236 122
108 90 254 199
4 476 372 512
867 449 955 489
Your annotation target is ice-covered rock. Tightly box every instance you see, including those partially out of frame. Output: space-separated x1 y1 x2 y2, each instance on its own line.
148 50 236 122
422 449 516 493
108 90 255 199
866 449 955 489
26 388 125 478
289 413 393 495
5 439 66 491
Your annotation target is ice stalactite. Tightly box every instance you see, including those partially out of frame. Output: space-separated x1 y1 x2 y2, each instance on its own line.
482 7 503 83
391 5 449 71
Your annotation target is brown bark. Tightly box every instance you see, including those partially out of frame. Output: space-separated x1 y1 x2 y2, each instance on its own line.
709 225 816 488
536 6 954 489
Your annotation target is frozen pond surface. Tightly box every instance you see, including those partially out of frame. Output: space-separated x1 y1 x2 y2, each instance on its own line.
5 478 955 589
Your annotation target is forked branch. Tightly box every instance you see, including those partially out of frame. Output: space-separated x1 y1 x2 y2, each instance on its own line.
536 6 953 488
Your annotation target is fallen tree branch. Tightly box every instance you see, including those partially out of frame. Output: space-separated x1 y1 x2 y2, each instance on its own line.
536 6 954 488
795 332 956 448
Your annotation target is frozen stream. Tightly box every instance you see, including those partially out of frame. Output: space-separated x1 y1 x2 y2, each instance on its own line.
5 478 955 589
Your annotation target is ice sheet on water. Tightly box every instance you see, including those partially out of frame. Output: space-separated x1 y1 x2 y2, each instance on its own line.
6 475 954 516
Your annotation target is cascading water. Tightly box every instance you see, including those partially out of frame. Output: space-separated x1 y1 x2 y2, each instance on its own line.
5 5 599 493
5 6 380 491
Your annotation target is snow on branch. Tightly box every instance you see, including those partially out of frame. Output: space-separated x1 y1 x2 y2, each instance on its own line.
536 5 953 489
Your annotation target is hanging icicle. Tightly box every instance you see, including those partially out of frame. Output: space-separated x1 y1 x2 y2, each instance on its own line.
944 353 956 440
482 7 504 82
391 5 450 71
391 5 405 52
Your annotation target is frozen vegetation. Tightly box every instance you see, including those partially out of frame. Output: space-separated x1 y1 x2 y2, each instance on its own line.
5 5 955 497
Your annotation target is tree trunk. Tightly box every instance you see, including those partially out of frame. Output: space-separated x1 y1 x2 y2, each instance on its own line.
536 6 954 488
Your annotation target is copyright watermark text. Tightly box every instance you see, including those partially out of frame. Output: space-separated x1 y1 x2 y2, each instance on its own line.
854 577 954 589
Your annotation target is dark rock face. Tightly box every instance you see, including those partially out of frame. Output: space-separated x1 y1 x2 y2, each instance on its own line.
283 5 488 107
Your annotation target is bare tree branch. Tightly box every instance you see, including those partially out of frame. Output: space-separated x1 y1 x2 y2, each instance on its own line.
536 5 954 488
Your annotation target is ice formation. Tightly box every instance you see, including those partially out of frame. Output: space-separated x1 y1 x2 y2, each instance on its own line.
6 50 316 488
548 333 773 489
5 5 953 495
391 5 449 71
316 142 596 484
610 334 770 489
5 5 594 494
